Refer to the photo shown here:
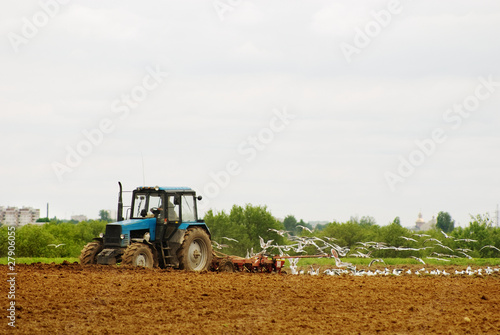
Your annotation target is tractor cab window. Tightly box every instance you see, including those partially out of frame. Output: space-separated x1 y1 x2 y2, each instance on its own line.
134 194 147 218
148 194 162 218
181 195 196 222
133 193 163 218
166 196 180 222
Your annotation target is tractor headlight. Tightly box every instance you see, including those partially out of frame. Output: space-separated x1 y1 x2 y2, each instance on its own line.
99 233 104 238
120 234 125 239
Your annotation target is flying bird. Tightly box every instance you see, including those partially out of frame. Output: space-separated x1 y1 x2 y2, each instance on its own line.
410 256 426 265
413 233 430 238
435 243 453 252
212 241 229 250
368 259 385 267
297 225 313 233
47 244 65 248
423 238 442 245
259 236 274 251
267 228 290 237
221 237 239 243
440 230 452 239
399 236 418 242
480 245 500 252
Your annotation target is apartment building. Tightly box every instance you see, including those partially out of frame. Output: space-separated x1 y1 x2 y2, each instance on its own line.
0 206 41 226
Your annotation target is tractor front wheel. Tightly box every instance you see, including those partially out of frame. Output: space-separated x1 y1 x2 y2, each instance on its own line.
177 228 212 271
122 243 155 268
79 241 103 265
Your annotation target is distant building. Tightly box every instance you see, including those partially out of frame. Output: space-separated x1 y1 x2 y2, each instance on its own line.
0 206 40 226
411 212 436 231
71 215 88 222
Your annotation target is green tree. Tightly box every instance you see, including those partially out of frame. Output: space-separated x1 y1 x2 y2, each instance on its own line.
392 217 401 226
436 211 455 233
283 215 298 234
99 210 112 222
360 216 376 226
321 221 378 249
15 224 56 257
376 222 412 258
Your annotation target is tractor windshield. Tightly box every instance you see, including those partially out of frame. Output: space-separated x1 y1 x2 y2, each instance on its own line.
132 193 163 218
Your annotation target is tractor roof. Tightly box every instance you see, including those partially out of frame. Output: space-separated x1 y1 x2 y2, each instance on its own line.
135 186 194 192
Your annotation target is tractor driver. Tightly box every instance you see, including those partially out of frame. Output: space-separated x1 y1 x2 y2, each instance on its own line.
146 195 163 218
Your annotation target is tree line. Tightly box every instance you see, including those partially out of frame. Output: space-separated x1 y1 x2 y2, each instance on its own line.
0 220 106 258
1 205 499 259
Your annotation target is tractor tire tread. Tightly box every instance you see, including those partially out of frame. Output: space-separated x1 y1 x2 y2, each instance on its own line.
79 241 103 265
122 243 156 268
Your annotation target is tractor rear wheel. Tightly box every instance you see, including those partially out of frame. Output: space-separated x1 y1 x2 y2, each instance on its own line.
79 241 103 265
122 243 155 268
177 228 212 271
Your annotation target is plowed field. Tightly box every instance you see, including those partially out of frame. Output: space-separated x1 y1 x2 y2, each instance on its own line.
3 263 500 334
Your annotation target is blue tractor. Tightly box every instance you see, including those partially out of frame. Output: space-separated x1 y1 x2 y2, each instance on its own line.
79 182 212 271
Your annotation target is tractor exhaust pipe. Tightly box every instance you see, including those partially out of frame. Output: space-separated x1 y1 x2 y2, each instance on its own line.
117 181 123 222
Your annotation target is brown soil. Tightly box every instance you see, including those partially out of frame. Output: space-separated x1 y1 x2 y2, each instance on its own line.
3 263 500 334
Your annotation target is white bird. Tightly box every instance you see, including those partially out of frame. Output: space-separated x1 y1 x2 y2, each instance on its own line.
435 243 453 252
440 230 452 239
426 257 450 262
267 229 290 237
480 245 500 252
289 258 299 267
423 238 442 245
410 256 425 265
458 251 473 259
368 259 385 267
48 244 65 248
413 233 430 238
297 225 313 233
259 236 274 251
332 256 352 268
308 265 320 276
399 236 418 242
212 241 229 250
221 236 239 243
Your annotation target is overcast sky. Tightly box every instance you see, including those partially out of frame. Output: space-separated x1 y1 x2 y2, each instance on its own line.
1 0 500 228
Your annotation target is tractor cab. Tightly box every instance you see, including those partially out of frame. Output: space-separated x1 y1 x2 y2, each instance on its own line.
126 186 204 245
128 186 202 226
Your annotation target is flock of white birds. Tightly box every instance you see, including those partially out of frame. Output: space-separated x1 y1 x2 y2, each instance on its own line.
214 227 500 277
